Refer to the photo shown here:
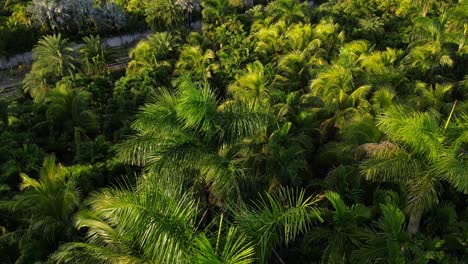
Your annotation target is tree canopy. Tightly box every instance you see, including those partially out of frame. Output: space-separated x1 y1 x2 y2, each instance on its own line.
0 0 467 263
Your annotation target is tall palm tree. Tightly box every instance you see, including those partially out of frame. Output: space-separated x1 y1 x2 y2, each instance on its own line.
359 47 405 90
52 174 200 263
201 0 233 25
411 13 462 48
408 82 455 111
309 65 372 132
310 20 345 58
404 41 454 82
273 51 311 92
53 173 322 264
116 77 269 202
5 155 80 263
193 226 255 264
252 20 287 58
282 23 314 52
447 0 468 52
359 106 468 234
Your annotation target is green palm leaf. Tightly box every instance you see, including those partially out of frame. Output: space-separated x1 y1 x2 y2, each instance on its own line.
235 187 323 263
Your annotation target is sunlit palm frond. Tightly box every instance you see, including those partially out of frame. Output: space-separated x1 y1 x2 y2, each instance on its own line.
176 78 219 134
193 227 255 264
56 175 200 263
32 34 79 78
376 106 442 160
218 100 270 146
358 141 422 183
235 187 323 263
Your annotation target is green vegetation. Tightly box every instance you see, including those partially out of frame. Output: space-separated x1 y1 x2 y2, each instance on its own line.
1 0 467 263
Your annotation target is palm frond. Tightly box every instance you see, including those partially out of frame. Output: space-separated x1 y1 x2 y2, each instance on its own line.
192 227 255 264
78 175 199 263
376 106 443 160
115 133 162 166
218 101 270 146
176 78 219 134
358 141 421 183
235 187 323 263
131 88 179 133
53 242 143 264
352 203 407 264
405 174 439 214
432 151 468 193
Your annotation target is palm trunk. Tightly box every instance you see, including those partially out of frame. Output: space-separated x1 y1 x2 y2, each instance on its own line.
421 1 430 17
458 24 467 52
74 127 81 151
408 210 422 235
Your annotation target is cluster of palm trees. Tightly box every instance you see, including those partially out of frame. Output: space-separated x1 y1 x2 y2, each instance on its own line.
0 0 467 263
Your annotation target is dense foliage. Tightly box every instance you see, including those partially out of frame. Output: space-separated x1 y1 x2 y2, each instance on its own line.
1 0 467 263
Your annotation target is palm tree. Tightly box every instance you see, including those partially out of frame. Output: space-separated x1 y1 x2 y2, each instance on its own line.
23 34 79 101
265 0 308 25
127 32 179 72
201 0 232 25
282 23 314 52
311 20 345 58
227 61 273 109
175 45 219 82
5 155 80 263
306 192 371 263
359 47 405 90
404 40 454 82
44 80 98 150
52 174 199 263
411 13 461 48
359 106 468 234
273 51 311 92
358 16 385 42
52 173 321 264
352 202 410 263
30 34 79 79
447 0 468 51
252 20 287 58
409 82 455 111
309 65 372 132
23 69 50 102
116 77 269 202
193 226 255 264
144 0 184 30
80 35 108 75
